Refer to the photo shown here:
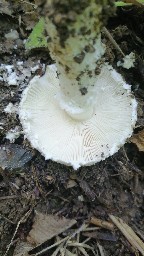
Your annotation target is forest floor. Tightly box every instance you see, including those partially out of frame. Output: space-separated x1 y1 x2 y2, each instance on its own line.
0 1 144 256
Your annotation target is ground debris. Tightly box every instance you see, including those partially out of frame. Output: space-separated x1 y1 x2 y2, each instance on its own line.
83 230 117 242
4 102 18 114
130 129 144 152
5 126 21 143
28 222 98 256
78 179 96 201
5 30 19 40
22 12 38 31
3 208 33 256
109 215 144 256
27 211 77 245
13 241 33 256
66 179 77 189
0 2 144 256
0 144 33 170
90 217 114 231
117 52 135 69
0 0 13 16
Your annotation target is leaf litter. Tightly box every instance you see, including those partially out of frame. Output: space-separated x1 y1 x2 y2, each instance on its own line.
27 211 77 245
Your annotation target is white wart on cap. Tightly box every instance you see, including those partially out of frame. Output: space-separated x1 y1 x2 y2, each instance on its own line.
19 64 137 169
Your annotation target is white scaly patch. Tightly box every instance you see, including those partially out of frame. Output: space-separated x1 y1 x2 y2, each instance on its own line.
117 52 135 69
6 126 21 143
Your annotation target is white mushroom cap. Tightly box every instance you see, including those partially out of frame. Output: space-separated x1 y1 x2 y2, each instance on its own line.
19 64 137 169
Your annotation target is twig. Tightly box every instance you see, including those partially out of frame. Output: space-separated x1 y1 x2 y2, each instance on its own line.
20 0 37 8
4 209 32 256
65 249 77 256
103 27 125 57
51 246 61 256
32 165 45 196
122 146 129 162
109 215 144 256
90 217 114 231
97 242 106 256
0 213 15 225
78 246 90 256
76 231 80 255
67 242 95 250
83 237 91 244
56 236 66 256
83 227 100 231
0 195 18 200
70 223 88 239
31 236 69 256
68 241 97 256
51 237 66 256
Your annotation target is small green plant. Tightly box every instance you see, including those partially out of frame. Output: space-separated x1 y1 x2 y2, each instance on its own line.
116 0 144 6
115 1 132 6
25 17 47 50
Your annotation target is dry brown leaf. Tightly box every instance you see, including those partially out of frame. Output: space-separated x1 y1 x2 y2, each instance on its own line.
66 179 77 189
27 211 76 245
130 129 144 152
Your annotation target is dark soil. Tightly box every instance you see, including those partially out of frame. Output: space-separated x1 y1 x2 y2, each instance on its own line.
0 2 144 256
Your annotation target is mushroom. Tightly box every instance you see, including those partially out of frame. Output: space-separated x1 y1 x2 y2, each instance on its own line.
19 0 137 169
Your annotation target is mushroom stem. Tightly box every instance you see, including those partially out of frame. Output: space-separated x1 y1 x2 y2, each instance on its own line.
44 0 114 120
